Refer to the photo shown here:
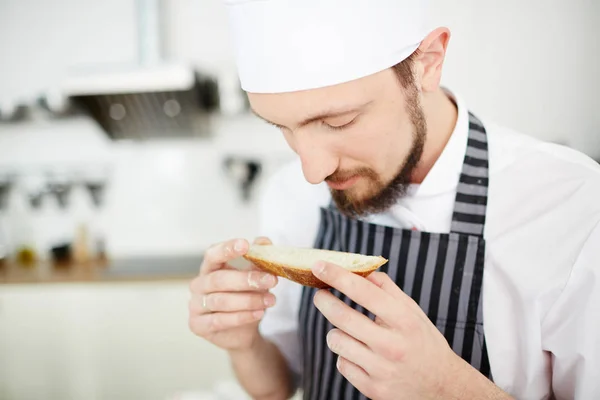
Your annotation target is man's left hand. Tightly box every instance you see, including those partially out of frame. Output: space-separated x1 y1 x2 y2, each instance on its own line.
311 261 511 400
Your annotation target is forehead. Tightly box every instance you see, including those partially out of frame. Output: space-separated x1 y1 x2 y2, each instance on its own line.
247 68 399 123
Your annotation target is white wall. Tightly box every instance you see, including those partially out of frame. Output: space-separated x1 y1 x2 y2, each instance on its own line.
0 0 139 103
0 0 598 259
1 0 598 153
162 0 600 155
0 115 293 258
428 0 600 154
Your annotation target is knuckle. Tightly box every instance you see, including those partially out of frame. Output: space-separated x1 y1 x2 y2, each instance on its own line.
189 276 202 293
237 311 253 325
372 271 388 282
188 316 204 336
397 313 419 332
206 272 222 291
338 307 353 327
204 243 220 262
247 294 261 309
346 276 359 292
208 314 220 332
387 342 406 362
209 293 223 310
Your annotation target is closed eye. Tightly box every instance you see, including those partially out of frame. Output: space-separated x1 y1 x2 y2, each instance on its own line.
323 116 358 131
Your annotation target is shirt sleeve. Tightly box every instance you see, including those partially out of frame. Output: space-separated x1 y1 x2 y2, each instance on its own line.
541 221 600 399
254 166 305 384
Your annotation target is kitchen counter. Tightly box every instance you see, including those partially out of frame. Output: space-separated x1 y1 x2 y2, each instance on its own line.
0 255 203 285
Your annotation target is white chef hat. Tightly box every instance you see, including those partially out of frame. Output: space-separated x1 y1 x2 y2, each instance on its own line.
223 0 431 93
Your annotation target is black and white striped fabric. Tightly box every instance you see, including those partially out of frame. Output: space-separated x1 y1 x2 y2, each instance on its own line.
298 112 492 400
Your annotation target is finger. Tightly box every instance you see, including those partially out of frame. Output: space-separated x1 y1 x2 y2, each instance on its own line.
191 310 265 335
366 271 426 318
252 236 272 245
313 290 394 348
335 356 373 398
365 271 405 299
192 291 276 313
242 237 273 272
201 239 249 275
199 269 277 293
312 261 401 324
327 328 386 376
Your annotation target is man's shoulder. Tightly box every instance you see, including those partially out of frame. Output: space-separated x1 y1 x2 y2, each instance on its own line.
486 120 600 195
485 120 600 249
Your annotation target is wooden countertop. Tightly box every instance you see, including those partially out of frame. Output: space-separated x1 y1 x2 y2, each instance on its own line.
0 255 203 285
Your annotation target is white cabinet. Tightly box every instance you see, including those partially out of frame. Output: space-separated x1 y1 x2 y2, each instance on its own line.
0 281 235 400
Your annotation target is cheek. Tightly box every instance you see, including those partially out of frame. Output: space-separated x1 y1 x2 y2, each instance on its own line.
337 129 395 172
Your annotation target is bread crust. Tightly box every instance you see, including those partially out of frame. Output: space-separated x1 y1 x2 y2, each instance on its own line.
243 254 388 289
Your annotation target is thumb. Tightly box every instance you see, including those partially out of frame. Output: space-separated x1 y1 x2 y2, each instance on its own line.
253 236 273 245
242 236 274 272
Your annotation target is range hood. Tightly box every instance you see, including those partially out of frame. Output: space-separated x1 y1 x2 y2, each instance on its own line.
63 0 194 96
63 0 218 140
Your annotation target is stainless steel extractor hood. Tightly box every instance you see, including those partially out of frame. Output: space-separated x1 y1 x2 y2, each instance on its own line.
62 0 218 140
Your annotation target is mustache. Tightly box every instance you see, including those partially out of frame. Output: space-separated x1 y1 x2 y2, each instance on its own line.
326 167 378 184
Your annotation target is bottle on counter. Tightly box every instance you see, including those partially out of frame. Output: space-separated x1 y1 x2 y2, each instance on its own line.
72 223 91 265
11 176 43 268
48 177 77 269
83 166 110 266
0 174 12 268
0 220 9 269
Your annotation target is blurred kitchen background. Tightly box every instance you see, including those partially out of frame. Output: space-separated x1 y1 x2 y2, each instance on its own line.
0 0 598 399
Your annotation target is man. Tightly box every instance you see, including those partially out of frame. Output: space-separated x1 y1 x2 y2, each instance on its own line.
188 1 600 399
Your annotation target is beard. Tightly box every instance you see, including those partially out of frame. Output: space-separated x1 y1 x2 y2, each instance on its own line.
329 85 427 218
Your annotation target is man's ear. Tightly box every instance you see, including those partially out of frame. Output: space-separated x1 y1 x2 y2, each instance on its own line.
413 27 451 93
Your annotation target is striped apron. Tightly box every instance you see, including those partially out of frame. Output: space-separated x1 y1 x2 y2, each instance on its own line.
298 112 492 400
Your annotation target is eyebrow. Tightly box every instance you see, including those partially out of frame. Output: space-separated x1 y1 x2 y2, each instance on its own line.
251 101 372 130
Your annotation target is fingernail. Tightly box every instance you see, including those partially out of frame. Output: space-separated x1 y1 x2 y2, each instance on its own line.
234 240 245 253
248 272 260 288
253 310 265 319
313 261 326 276
326 331 333 348
260 274 276 287
336 356 341 369
264 294 275 307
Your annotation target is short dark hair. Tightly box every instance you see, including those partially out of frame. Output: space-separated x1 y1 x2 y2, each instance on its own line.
392 48 421 89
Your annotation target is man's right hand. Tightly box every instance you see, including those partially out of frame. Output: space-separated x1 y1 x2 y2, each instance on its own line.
188 237 278 352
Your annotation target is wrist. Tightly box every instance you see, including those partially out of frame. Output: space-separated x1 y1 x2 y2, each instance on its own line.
442 355 513 400
228 332 266 359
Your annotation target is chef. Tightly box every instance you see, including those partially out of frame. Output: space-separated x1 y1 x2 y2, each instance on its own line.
188 1 600 399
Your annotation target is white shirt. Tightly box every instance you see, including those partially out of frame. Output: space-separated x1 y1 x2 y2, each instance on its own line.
256 90 600 399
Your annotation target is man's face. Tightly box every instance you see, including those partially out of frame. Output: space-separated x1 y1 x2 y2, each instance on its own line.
248 67 426 217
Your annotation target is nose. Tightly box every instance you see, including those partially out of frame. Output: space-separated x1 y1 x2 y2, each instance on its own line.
295 136 338 185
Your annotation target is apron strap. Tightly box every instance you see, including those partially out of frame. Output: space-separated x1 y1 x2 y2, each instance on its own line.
450 112 490 237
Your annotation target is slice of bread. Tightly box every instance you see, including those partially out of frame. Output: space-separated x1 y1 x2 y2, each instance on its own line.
243 244 388 289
